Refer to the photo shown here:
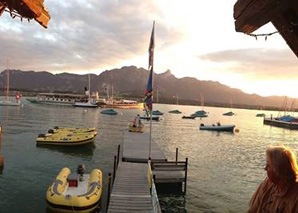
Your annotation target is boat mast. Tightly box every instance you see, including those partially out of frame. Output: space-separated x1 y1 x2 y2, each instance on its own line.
176 93 179 105
88 74 91 103
6 60 9 101
112 71 114 107
200 93 204 110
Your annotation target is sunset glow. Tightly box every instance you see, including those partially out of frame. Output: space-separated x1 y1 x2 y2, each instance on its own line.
0 0 298 97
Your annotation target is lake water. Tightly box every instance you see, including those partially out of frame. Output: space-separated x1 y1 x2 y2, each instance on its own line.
1 100 298 213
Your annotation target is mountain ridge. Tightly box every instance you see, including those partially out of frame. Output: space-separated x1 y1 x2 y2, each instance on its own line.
0 66 292 110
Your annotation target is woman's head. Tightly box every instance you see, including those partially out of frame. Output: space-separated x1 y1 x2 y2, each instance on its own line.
265 145 298 184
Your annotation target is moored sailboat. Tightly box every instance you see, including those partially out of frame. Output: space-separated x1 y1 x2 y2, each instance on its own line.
0 60 22 107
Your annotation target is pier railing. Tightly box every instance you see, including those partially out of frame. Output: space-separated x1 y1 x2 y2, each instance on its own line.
151 158 188 194
148 160 162 213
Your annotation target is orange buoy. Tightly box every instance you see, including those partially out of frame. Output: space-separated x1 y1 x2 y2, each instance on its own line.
235 128 240 133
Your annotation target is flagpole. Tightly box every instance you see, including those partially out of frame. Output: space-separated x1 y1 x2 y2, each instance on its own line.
148 21 155 160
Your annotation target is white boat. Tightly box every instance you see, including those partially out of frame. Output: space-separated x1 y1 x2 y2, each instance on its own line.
74 75 98 108
27 93 87 105
199 123 235 132
0 60 22 107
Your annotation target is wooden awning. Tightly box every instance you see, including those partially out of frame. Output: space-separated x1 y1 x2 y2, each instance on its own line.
0 0 50 28
234 0 298 58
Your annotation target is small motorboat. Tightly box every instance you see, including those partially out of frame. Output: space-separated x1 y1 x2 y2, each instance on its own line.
191 110 208 117
182 115 195 119
199 123 235 132
46 165 102 212
140 115 160 121
256 113 266 117
152 110 164 115
36 132 97 146
223 111 235 116
128 122 144 133
101 108 118 115
168 109 182 114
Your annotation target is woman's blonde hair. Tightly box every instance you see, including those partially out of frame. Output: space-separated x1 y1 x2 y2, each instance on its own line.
266 145 298 183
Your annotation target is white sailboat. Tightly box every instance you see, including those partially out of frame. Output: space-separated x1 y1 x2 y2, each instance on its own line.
0 60 22 107
74 74 98 108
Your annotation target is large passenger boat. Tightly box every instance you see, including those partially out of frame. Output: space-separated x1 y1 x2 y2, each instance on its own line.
27 93 88 106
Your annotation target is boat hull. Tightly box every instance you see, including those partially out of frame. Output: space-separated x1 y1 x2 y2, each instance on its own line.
0 101 21 106
73 102 98 108
36 133 96 146
128 124 144 133
101 103 143 109
140 116 159 121
199 125 235 132
264 118 298 130
182 116 195 119
101 109 118 115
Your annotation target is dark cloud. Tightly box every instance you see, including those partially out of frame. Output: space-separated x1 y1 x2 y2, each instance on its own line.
199 48 298 79
0 0 184 73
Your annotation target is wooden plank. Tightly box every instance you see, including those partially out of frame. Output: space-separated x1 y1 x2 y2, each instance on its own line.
108 162 154 213
122 132 167 162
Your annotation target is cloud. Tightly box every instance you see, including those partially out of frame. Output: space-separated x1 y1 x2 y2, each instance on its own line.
199 48 298 79
0 0 184 73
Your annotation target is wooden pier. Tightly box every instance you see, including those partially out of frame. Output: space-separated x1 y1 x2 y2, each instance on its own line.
107 131 188 212
108 162 155 213
122 132 167 163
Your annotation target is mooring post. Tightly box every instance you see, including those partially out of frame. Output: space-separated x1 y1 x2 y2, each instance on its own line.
107 173 112 208
176 148 178 162
184 158 188 195
113 155 117 184
117 144 120 166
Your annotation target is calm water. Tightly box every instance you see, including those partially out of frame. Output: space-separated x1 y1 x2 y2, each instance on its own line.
1 99 298 213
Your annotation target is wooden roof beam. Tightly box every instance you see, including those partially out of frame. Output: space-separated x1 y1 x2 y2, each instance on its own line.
234 0 291 34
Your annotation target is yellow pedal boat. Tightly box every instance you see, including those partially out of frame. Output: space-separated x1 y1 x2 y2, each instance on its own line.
46 166 102 212
36 132 97 146
128 122 144 133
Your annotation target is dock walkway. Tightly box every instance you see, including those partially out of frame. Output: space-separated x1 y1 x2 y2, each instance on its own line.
107 162 154 213
122 132 166 162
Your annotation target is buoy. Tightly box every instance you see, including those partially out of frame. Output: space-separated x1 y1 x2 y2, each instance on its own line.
235 128 240 133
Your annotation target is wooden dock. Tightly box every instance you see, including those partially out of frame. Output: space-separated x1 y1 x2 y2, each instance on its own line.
107 162 154 213
122 132 167 162
107 132 188 212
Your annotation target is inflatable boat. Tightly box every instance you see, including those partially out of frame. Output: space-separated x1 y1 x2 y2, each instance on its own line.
46 166 102 212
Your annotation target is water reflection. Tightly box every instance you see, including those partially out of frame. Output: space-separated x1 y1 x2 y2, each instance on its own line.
159 194 187 213
36 143 96 158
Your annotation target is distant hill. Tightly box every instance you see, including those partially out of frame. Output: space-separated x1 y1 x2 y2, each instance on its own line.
0 66 292 110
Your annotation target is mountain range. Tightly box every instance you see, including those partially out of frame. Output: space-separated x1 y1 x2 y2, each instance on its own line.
0 66 292 110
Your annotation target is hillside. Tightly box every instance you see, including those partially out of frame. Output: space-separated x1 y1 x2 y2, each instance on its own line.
0 66 291 110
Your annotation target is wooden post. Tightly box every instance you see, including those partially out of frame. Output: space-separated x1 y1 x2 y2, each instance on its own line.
107 173 112 208
184 158 188 194
113 155 117 184
117 144 120 166
176 148 178 162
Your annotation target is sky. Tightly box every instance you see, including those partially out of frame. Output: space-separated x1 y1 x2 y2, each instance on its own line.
0 0 298 98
